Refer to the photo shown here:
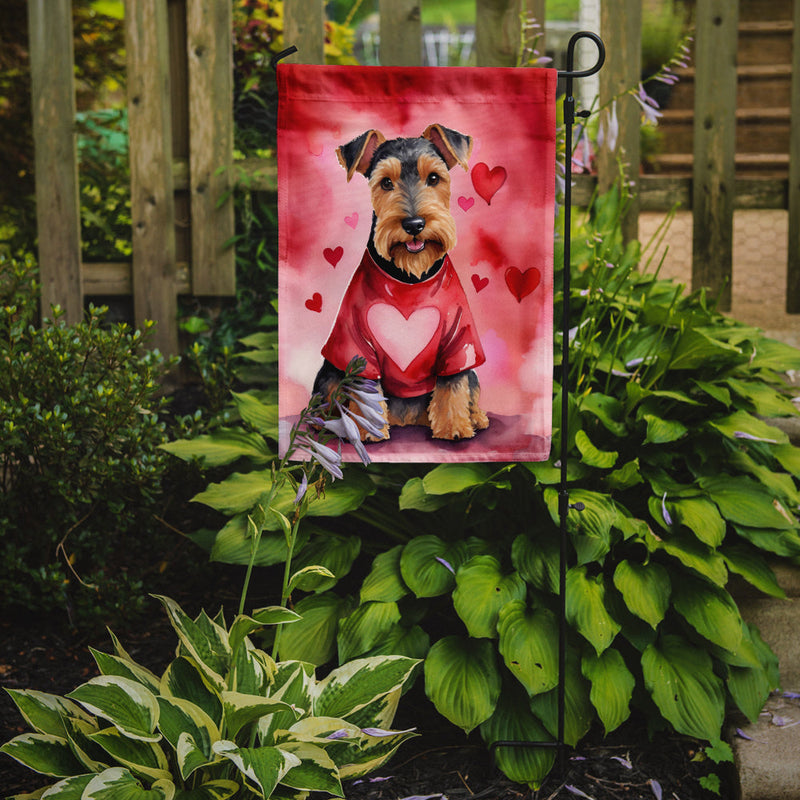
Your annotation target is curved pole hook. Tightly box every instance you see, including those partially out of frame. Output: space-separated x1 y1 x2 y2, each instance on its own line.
558 31 606 80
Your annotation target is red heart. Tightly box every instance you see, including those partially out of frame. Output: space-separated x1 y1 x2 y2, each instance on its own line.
505 267 541 302
471 163 507 205
471 274 489 293
344 213 358 229
458 196 475 212
305 292 322 313
323 246 343 268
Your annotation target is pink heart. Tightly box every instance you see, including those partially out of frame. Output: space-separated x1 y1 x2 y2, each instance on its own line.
345 212 359 229
305 292 323 313
471 274 488 293
367 304 440 372
471 162 507 205
458 196 475 212
323 246 344 268
505 267 541 303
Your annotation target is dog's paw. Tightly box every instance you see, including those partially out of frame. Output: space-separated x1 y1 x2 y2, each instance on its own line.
431 420 476 441
364 424 390 443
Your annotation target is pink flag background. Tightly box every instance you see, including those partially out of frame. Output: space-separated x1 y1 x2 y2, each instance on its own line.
278 64 557 462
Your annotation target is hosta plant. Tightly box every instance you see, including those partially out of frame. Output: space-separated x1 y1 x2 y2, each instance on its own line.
0 595 419 800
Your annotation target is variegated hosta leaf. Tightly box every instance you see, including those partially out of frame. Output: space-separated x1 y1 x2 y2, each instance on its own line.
4 689 93 737
581 649 635 735
565 566 621 655
496 601 559 696
290 535 361 592
171 779 239 799
39 773 94 798
671 574 744 653
424 636 501 734
61 716 106 773
230 640 276 696
160 657 222 727
212 740 300 798
360 545 409 603
228 610 299 658
90 649 161 694
337 601 401 663
312 656 420 721
66 676 160 742
156 696 219 778
480 681 555 790
334 726 418 781
612 560 671 629
81 767 174 799
88 727 171 782
221 691 299 740
258 662 315 745
0 732 85 777
641 634 725 741
176 732 216 783
452 556 526 639
275 741 343 796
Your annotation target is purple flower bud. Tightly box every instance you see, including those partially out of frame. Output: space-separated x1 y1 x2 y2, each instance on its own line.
661 492 673 526
649 779 663 800
326 729 350 740
435 556 455 574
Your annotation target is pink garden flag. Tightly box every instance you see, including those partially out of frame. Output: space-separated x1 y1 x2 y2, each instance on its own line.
278 64 557 463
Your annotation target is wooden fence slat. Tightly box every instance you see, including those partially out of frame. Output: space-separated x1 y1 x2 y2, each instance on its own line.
379 0 422 66
125 0 178 356
28 0 83 324
187 0 235 296
475 0 525 67
284 0 325 65
691 0 739 312
787 0 800 312
598 0 642 244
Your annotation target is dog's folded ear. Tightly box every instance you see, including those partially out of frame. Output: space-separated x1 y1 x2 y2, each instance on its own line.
336 130 386 181
422 124 473 172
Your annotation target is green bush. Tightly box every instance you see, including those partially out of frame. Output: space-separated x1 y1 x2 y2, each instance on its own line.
0 253 175 623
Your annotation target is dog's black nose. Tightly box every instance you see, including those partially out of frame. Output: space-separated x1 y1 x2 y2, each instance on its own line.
402 216 425 236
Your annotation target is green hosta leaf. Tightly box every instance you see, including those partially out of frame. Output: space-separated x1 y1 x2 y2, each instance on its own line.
733 524 800 558
337 727 418 780
314 656 420 721
291 535 361 592
4 689 93 737
606 459 644 491
360 545 409 603
700 475 797 530
37 774 94 799
399 536 468 598
580 392 627 436
229 609 299 657
497 601 558 696
708 410 788 445
772 443 800 477
160 428 272 467
277 592 352 665
192 471 274 515
337 601 402 662
748 336 800 371
160 658 222 727
221 692 297 740
0 733 85 777
288 565 336 594
60 715 107 773
424 636 501 733
231 391 279 436
566 566 621 655
209 515 297 567
725 378 799 417
575 429 618 468
643 414 688 444
668 328 743 371
156 696 219 778
173 780 239 800
612 560 670 629
642 634 725 741
421 463 494 494
88 727 170 782
672 575 743 653
362 624 430 660
452 556 526 639
721 543 786 598
727 663 773 723
67 676 160 742
398 477 451 511
511 534 559 593
668 496 726 547
258 663 315 745
82 768 174 799
90 650 161 694
693 379 731 407
212 741 299 797
276 741 343 796
480 681 555 789
581 649 635 735
544 488 617 565
648 528 728 586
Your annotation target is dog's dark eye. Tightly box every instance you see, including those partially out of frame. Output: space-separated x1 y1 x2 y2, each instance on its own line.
380 177 394 191
427 173 440 186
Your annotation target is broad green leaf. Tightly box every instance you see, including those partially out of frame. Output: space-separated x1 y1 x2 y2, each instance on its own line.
193 471 275 515
160 428 272 467
288 565 336 594
277 592 352 665
399 536 468 598
642 634 725 741
452 556 526 639
772 443 800 477
421 463 494 494
566 566 621 655
160 658 222 727
668 496 726 547
424 636 501 734
82 767 174 800
212 741 299 797
748 336 800 371
209 515 298 567
88 727 170 782
276 741 343 796
580 392 627 436
643 414 687 444
725 378 799 417
672 575 743 653
668 328 743 371
479 682 555 790
721 543 786 598
4 690 93 737
544 488 617 565
291 535 361 592
692 380 731 407
360 545 409 603
231 391 279 436
699 474 797 530
221 692 297 739
497 601 558 696
67 676 160 742
398 477 450 511
89 650 161 694
612 560 670 629
727 661 773 724
647 527 728 586
708 410 788 445
606 459 644 491
511 534 559 593
575 429 618 468
581 649 635 734
337 601 402 663
0 733 85 777
362 624 430 660
733 524 800 558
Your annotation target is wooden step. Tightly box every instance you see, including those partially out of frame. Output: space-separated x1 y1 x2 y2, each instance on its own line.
648 152 789 178
737 0 794 22
738 20 794 66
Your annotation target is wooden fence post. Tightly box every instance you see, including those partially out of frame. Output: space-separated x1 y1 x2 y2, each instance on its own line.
284 0 325 65
126 0 178 355
187 0 235 295
598 0 641 244
380 0 422 66
28 0 83 324
692 0 738 311
787 0 800 313
475 0 529 67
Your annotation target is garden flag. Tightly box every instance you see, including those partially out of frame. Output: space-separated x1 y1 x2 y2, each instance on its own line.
278 64 557 462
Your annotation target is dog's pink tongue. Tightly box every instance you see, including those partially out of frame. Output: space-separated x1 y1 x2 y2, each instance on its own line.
405 240 426 253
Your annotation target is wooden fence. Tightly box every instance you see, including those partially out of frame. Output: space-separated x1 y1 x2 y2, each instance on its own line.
27 0 800 355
